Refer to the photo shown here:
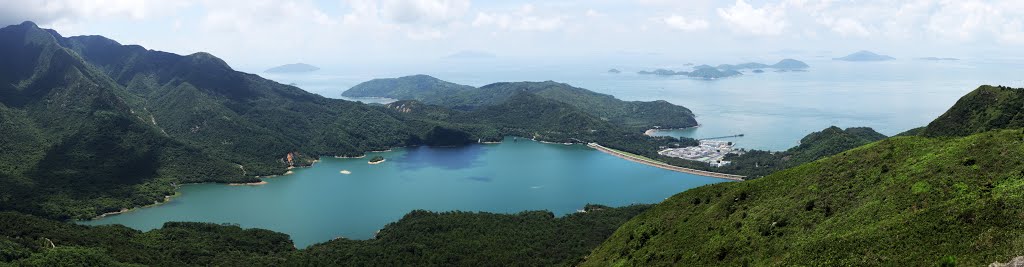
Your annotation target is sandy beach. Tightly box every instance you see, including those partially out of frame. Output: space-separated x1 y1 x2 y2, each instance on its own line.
644 125 700 136
229 180 268 186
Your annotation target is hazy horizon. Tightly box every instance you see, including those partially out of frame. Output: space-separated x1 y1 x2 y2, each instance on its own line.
3 0 1023 71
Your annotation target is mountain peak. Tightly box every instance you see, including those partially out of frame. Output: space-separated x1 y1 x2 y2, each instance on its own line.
186 52 232 70
18 21 38 28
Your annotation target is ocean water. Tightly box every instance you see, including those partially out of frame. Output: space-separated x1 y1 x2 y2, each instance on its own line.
261 57 1023 151
82 140 725 248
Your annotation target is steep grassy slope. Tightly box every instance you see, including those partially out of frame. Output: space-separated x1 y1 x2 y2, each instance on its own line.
921 85 1024 137
584 129 1024 266
344 75 698 130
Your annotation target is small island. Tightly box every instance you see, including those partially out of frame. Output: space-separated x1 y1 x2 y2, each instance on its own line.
918 57 959 61
369 156 385 164
265 63 320 73
833 50 895 61
607 68 621 74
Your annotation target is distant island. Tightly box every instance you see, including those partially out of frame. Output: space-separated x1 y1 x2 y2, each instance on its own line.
607 68 621 74
265 63 320 73
444 50 496 59
716 59 809 70
833 50 895 61
369 156 385 164
637 67 741 79
918 57 959 61
637 59 806 80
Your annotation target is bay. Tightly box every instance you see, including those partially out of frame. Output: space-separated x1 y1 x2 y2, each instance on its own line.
82 140 725 248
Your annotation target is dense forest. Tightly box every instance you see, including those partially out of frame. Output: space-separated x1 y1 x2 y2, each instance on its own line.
0 204 649 266
583 85 1024 266
345 75 699 131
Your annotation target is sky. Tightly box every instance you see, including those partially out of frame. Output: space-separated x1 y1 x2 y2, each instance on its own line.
2 0 1023 70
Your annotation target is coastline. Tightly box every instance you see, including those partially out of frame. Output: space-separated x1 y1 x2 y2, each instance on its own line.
644 125 700 136
587 143 745 181
90 192 181 220
229 181 268 186
368 159 386 164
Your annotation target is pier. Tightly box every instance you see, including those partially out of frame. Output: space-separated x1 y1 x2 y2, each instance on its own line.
697 134 744 140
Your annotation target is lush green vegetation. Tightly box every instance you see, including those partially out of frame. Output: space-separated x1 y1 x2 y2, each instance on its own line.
584 128 1024 266
342 74 474 101
0 204 650 266
368 156 384 163
584 86 1024 265
345 75 698 130
0 22 687 221
920 85 1024 137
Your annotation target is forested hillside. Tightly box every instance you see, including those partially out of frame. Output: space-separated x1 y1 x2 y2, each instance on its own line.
0 22 690 220
345 75 698 130
0 204 649 266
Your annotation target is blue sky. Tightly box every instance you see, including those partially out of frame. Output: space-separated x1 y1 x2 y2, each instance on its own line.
2 0 1022 69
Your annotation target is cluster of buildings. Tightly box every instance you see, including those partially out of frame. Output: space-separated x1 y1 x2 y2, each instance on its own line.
658 140 737 167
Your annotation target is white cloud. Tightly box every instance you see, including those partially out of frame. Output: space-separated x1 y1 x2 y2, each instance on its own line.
716 0 787 36
0 0 190 27
472 4 564 32
199 0 336 34
379 0 470 25
818 17 869 37
662 15 708 31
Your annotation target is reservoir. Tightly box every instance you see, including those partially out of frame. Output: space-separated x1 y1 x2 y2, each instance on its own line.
82 139 726 248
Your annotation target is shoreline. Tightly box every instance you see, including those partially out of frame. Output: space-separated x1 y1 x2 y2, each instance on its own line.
228 181 268 186
587 143 745 181
368 159 386 164
90 192 180 220
644 125 700 136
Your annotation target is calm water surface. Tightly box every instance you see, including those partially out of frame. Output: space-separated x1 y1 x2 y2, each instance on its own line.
83 140 725 248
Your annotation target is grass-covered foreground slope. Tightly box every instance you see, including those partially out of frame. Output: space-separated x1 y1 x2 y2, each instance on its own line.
344 75 698 130
583 129 1024 266
0 204 649 266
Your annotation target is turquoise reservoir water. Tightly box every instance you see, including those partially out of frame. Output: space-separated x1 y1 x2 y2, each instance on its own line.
82 140 725 248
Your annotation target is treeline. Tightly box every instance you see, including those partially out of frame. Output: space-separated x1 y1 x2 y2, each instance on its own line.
0 204 650 266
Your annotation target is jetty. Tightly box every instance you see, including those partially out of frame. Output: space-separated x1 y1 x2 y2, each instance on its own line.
697 134 744 140
587 143 745 181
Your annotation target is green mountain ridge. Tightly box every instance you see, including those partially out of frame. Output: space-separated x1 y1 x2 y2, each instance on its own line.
343 75 698 130
920 85 1024 137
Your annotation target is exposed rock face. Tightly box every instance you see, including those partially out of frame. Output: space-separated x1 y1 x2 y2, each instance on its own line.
990 256 1024 267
